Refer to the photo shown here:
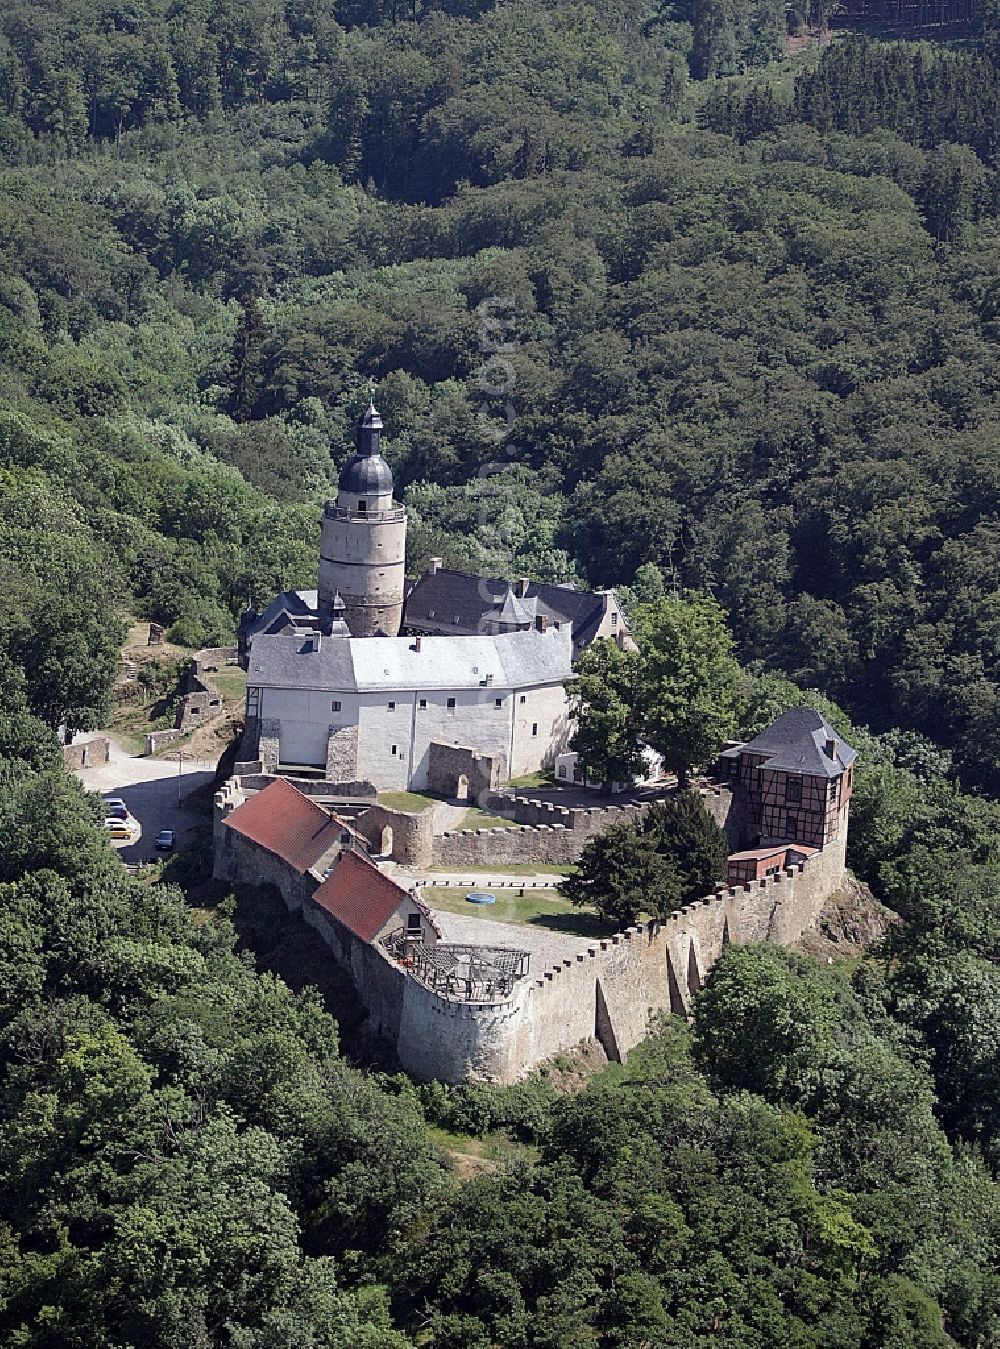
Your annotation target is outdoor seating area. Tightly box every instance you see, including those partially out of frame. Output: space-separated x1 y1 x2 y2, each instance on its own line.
409 943 530 1002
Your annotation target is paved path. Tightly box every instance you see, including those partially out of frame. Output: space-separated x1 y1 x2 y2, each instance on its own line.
70 735 220 864
428 908 593 973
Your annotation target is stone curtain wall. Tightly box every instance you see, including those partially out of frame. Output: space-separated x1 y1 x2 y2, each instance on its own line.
435 824 579 868
510 831 848 1077
62 737 111 769
433 786 738 869
355 802 436 868
145 728 187 755
214 775 849 1085
396 832 847 1082
426 742 501 802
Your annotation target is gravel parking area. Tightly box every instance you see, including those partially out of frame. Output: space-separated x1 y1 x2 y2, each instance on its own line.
71 735 220 864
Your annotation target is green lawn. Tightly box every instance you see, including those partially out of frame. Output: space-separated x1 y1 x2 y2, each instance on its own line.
378 789 439 813
505 770 555 789
420 885 612 939
458 806 520 830
209 667 247 700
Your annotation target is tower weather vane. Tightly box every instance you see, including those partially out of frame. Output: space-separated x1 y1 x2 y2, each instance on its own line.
367 376 377 405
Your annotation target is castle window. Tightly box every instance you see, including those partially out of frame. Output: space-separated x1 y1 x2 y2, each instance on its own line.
447 697 456 711
331 700 341 712
495 698 502 709
419 699 427 709
407 912 422 933
532 723 538 737
785 812 798 839
519 695 526 704
388 701 396 710
391 744 397 756
357 501 367 514
785 777 802 803
558 765 567 778
611 611 618 627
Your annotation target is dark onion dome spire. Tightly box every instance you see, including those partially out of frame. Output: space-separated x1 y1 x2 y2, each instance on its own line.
338 400 393 496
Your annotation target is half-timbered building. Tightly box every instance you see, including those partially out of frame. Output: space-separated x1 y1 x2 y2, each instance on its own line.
718 708 856 850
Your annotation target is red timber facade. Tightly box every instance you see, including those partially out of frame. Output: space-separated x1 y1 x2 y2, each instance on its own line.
718 708 856 852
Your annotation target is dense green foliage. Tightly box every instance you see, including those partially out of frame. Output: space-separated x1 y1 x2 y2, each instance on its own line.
563 790 728 924
569 592 745 785
0 6 995 782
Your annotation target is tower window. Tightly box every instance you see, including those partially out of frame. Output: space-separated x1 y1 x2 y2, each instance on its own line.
388 701 395 710
611 611 618 627
531 723 538 737
519 695 526 704
447 698 456 711
495 698 502 709
391 744 397 756
331 700 341 712
419 699 427 709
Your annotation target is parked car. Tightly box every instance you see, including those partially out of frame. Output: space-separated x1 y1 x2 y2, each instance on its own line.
107 822 132 840
102 797 127 812
105 804 129 821
155 830 175 851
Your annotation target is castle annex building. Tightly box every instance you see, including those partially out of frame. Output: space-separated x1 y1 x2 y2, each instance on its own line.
238 403 628 786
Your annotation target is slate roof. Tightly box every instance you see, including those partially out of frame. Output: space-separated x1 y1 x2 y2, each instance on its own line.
311 849 411 942
223 777 352 873
741 708 857 779
403 568 613 649
339 453 393 496
245 625 574 693
246 589 320 638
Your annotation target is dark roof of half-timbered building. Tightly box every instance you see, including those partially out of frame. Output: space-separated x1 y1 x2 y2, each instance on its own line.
741 708 857 778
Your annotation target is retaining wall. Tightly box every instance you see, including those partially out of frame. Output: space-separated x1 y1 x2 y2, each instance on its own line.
355 802 436 868
434 824 577 868
63 737 111 769
433 784 739 869
145 728 187 755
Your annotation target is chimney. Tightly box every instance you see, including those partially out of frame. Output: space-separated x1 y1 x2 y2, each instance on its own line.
535 614 548 632
413 636 422 652
824 737 837 760
428 557 442 575
517 576 530 597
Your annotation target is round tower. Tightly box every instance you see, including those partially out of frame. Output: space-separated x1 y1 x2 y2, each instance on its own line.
318 402 407 637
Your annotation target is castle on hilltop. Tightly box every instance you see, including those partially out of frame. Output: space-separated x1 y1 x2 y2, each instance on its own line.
236 403 630 791
216 402 860 1084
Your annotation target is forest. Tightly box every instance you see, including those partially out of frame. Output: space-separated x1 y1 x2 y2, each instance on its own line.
0 0 997 1343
